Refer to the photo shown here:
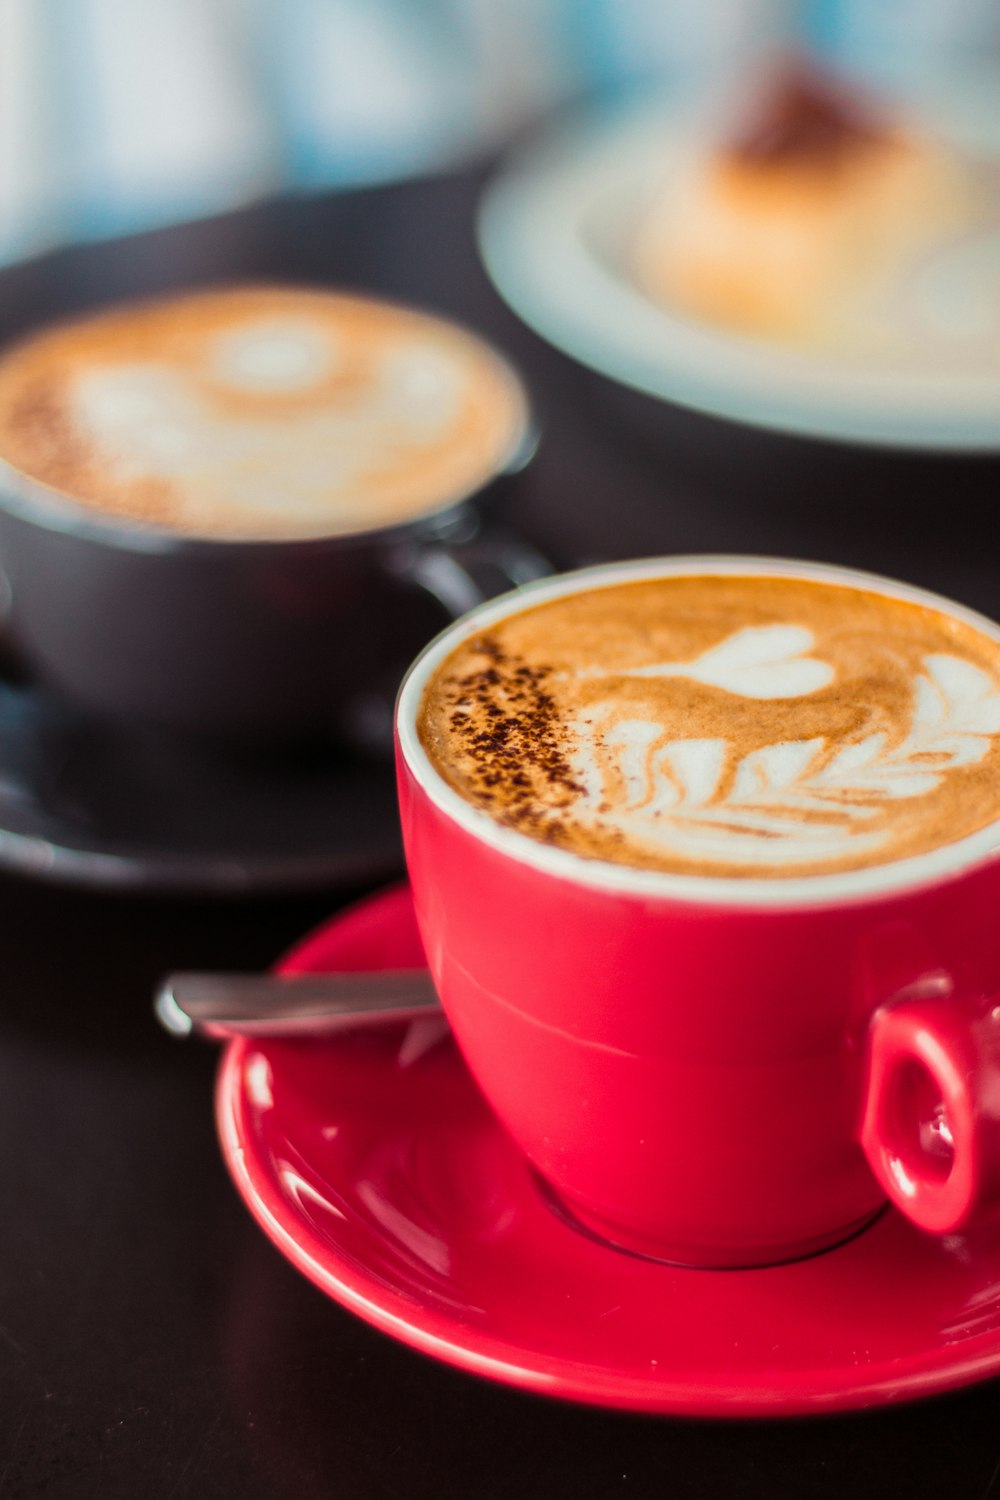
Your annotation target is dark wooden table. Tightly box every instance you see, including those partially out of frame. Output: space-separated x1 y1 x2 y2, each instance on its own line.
3 163 1000 1500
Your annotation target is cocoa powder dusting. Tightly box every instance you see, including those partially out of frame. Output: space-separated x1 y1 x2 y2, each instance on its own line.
7 381 90 488
437 635 582 839
4 379 178 524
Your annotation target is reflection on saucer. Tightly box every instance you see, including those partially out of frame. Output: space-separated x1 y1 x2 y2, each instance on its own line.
218 884 1000 1416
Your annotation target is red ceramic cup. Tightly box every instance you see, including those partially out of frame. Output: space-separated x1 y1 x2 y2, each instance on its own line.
395 557 1000 1268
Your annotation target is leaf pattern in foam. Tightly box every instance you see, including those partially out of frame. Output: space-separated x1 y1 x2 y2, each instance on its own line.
602 720 662 808
731 738 825 798
656 739 726 809
565 650 1000 866
921 656 1000 735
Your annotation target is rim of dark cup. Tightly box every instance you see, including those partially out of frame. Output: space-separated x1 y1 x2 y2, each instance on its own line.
0 295 538 555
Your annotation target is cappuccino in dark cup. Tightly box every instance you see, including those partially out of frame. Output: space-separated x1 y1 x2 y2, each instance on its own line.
0 284 530 540
0 285 536 741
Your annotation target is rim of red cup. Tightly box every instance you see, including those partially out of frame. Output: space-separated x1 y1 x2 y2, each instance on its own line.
396 554 1000 910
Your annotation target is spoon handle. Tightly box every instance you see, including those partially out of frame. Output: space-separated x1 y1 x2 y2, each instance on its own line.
155 968 441 1040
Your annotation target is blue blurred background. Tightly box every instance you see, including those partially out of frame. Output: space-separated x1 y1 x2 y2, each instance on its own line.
1 0 997 268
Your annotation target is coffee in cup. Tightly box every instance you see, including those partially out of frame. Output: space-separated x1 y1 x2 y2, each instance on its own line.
418 566 1000 879
397 557 1000 1267
0 283 529 540
0 284 538 741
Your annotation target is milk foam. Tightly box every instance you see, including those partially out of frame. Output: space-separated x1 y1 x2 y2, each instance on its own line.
0 287 528 538
566 647 1000 868
576 624 835 697
418 573 1000 879
209 319 335 391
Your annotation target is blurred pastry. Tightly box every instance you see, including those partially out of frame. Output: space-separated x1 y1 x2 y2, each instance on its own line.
632 58 970 342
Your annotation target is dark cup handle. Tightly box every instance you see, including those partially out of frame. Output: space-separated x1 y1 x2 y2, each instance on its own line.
0 560 27 682
386 526 552 619
337 526 553 755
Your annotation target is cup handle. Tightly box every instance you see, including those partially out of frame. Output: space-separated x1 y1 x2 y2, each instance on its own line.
339 527 554 755
861 991 1000 1233
386 525 552 620
0 560 26 681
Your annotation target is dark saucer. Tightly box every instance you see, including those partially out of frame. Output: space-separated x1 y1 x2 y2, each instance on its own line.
0 668 402 894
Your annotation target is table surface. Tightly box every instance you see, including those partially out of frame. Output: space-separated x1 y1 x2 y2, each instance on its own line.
4 161 1000 1500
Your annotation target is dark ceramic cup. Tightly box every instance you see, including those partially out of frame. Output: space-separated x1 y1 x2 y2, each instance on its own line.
0 286 544 750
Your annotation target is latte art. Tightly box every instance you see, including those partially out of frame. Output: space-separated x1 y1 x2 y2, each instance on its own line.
571 623 835 696
418 572 1000 878
568 643 1000 870
0 286 528 539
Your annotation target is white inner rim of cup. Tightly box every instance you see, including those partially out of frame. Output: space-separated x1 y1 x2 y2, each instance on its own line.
397 555 1000 909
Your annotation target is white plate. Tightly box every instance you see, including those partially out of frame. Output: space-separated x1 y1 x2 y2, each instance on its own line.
479 72 1000 451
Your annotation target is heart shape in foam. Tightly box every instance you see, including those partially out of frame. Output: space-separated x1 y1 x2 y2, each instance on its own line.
629 624 835 700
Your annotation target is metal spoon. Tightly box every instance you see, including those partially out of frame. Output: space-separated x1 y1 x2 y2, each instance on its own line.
155 968 441 1041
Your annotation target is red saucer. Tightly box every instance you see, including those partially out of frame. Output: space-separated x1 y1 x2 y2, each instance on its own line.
216 884 1000 1416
